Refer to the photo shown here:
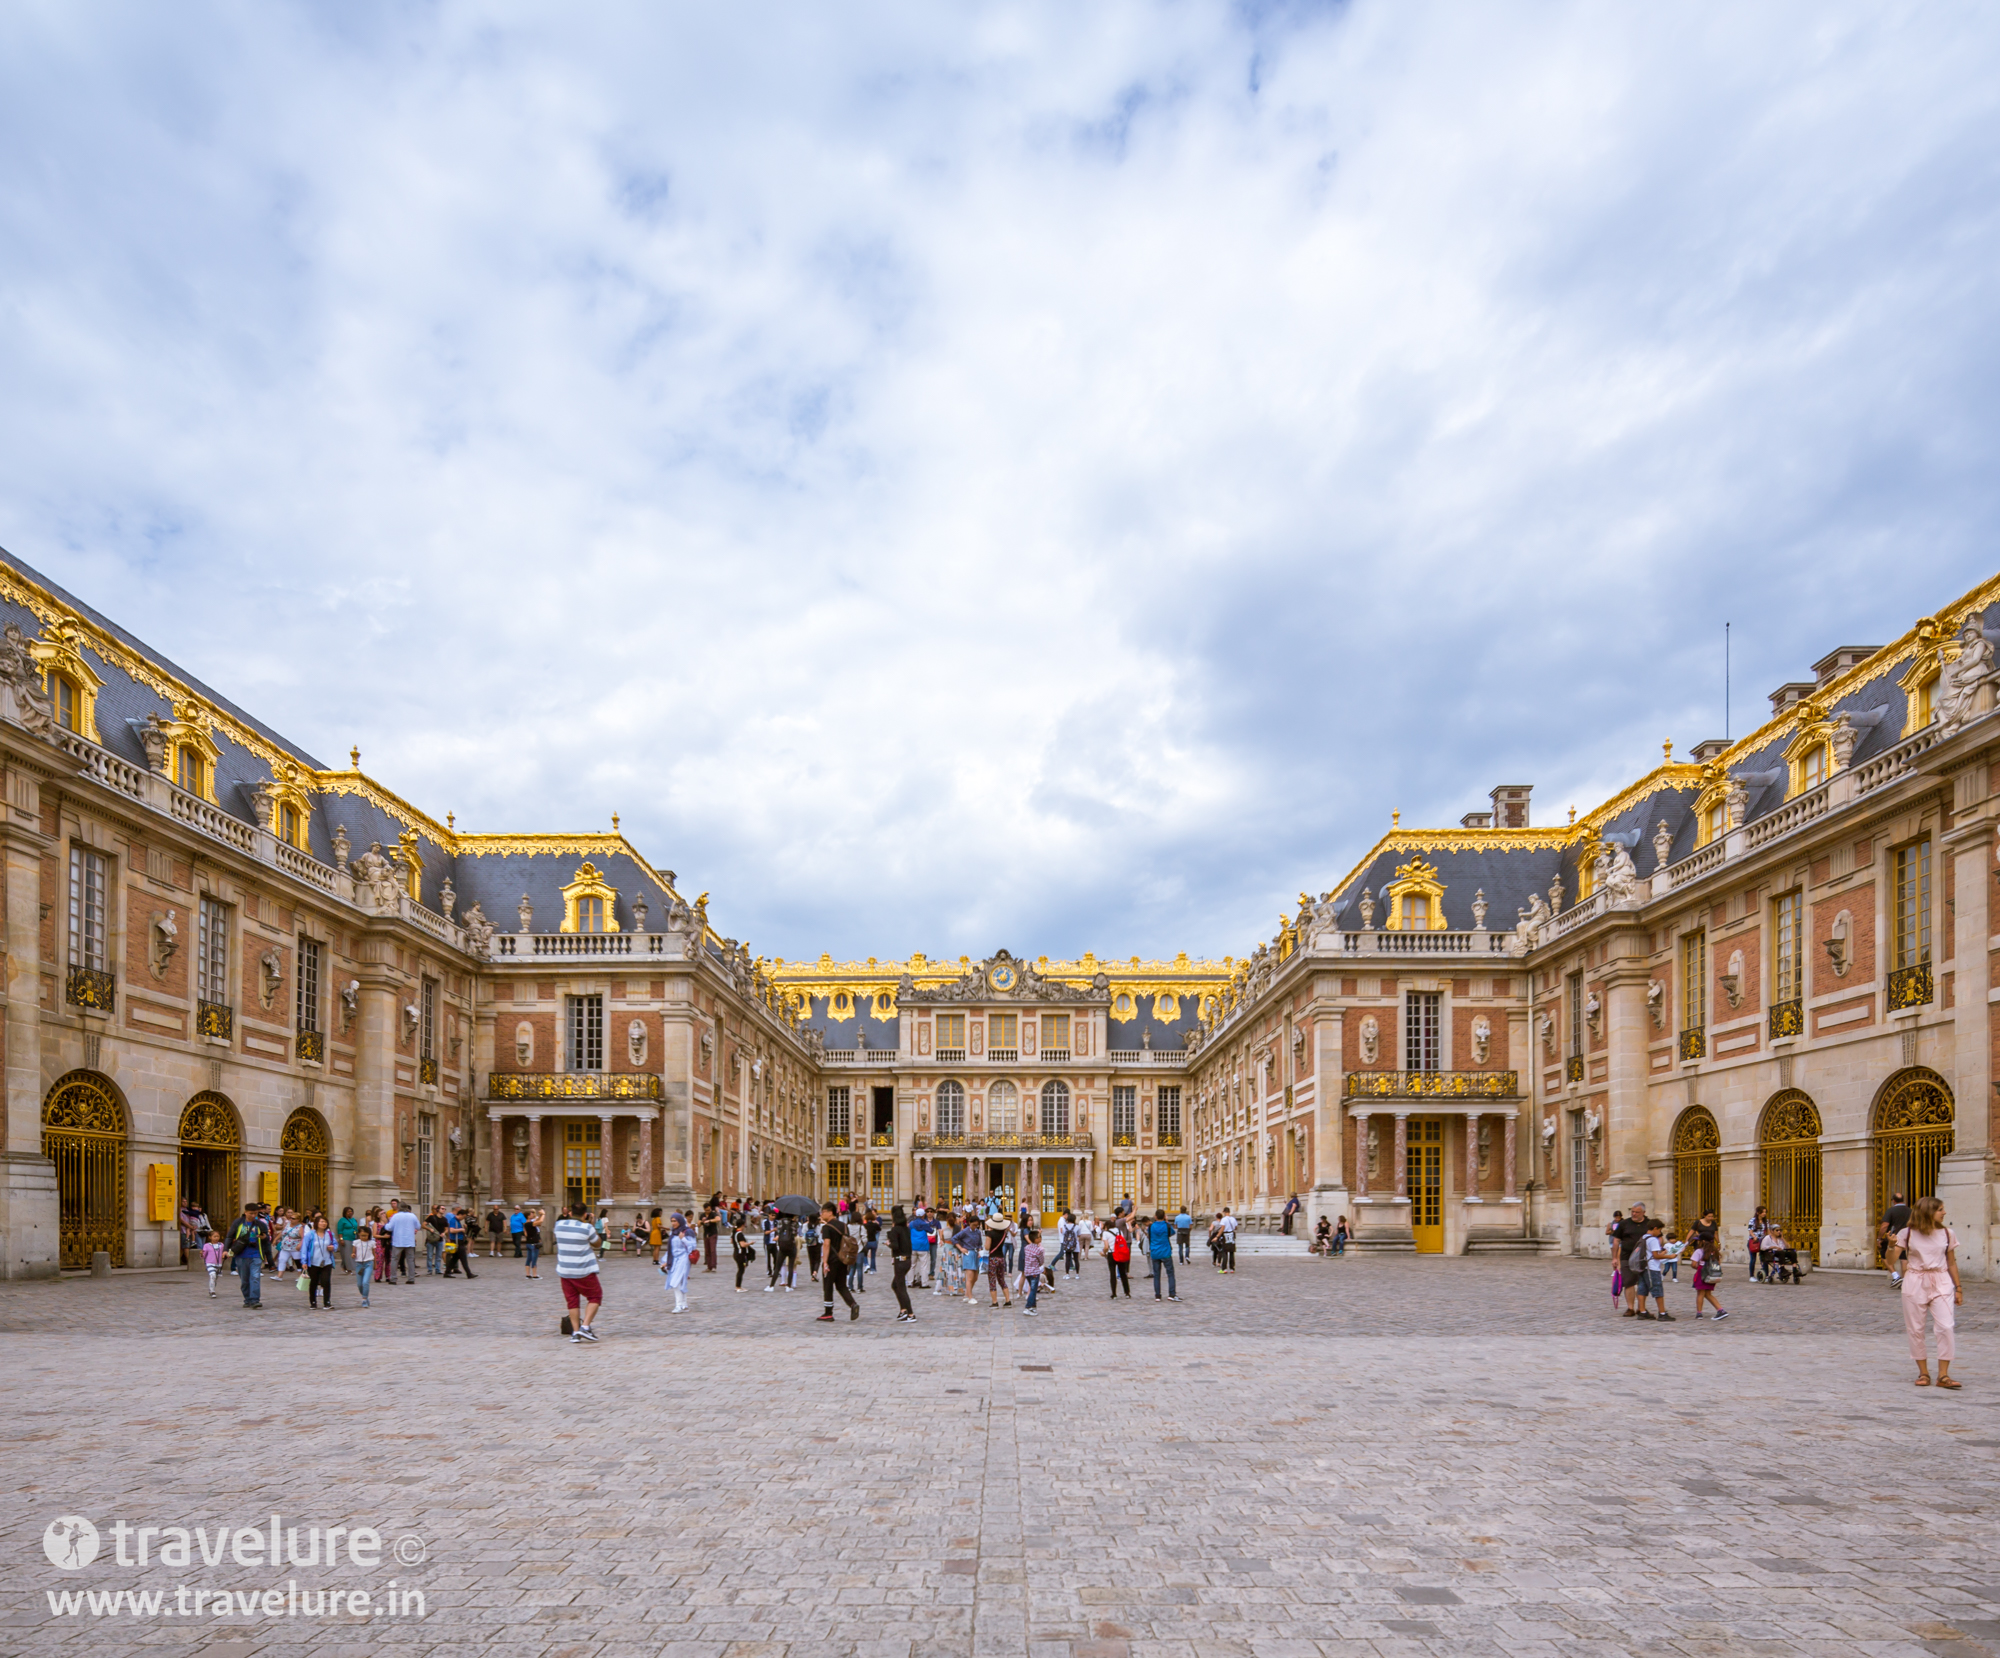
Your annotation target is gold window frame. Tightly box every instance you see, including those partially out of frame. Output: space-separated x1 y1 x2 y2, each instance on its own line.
558 860 620 933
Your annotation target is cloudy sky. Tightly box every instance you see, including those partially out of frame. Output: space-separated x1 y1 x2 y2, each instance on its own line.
2 4 1996 964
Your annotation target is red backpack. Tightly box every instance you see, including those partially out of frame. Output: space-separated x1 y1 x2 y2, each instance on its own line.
1112 1231 1130 1263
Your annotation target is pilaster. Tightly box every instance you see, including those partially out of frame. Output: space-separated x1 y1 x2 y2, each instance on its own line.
0 805 57 1278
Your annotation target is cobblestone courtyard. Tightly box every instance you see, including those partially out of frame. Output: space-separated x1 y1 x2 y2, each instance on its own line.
3 1251 1998 1658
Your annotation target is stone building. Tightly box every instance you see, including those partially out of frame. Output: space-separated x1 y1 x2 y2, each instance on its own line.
1 542 1995 1278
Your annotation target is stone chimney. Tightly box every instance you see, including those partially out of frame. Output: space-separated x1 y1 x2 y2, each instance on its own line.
1489 785 1532 828
1689 738 1730 763
1460 811 1494 829
1812 645 1882 687
1769 682 1817 716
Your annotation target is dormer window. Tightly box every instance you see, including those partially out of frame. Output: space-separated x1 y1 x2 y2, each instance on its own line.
557 862 620 934
1800 743 1826 791
1399 893 1430 929
176 745 206 797
576 895 607 933
48 673 78 731
277 803 303 849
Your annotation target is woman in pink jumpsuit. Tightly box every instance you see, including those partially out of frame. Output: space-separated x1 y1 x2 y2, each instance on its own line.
1886 1195 1963 1389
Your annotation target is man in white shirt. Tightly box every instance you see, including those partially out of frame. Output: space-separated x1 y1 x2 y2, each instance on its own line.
386 1202 420 1285
1219 1208 1239 1273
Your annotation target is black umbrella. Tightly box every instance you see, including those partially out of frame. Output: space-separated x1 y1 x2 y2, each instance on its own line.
774 1194 820 1218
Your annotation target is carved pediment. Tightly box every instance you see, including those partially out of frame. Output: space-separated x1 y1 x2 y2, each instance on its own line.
898 948 1111 1006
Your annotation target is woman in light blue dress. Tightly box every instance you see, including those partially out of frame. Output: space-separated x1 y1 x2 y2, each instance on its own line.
663 1212 695 1312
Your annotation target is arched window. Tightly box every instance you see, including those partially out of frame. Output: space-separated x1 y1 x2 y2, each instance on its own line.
44 1071 127 1268
1872 1067 1954 1229
987 1081 1018 1135
1040 1080 1071 1137
176 744 205 797
1669 1106 1720 1237
280 1109 332 1214
935 1080 965 1137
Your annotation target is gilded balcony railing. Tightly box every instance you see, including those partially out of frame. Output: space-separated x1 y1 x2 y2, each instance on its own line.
1769 999 1804 1039
1678 1027 1706 1061
870 1132 895 1147
1565 1055 1585 1084
1112 1132 1137 1147
66 965 115 1012
296 1029 325 1063
912 1132 1094 1152
487 1071 664 1101
825 1132 850 1148
1343 1070 1520 1100
1158 1132 1182 1148
420 1057 440 1085
197 1000 234 1040
1888 962 1934 1012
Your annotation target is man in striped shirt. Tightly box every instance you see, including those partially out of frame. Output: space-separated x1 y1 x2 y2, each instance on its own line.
553 1204 605 1343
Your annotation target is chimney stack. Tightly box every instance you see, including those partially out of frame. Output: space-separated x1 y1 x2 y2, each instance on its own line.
1489 785 1532 828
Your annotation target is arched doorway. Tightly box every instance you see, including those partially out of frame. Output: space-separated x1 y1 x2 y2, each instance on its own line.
1759 1091 1822 1262
280 1109 332 1214
42 1072 126 1269
1872 1068 1954 1244
178 1094 241 1242
1670 1106 1720 1238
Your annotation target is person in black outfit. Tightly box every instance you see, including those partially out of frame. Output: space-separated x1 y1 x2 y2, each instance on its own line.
888 1205 916 1322
1612 1204 1649 1317
816 1203 860 1321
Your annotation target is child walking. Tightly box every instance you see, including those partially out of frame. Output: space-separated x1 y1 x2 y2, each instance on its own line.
201 1228 226 1297
1691 1233 1730 1320
353 1221 377 1307
1021 1229 1045 1316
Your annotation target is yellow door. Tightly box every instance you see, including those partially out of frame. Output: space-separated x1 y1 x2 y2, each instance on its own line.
1040 1163 1071 1229
1410 1117 1444 1254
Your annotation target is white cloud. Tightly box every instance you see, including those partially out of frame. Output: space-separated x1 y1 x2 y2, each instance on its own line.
0 2 1995 960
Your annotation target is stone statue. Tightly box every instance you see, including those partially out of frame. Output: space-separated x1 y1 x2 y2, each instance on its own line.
1724 778 1748 830
332 824 350 870
517 893 534 933
462 902 493 953
631 894 648 932
1538 1012 1555 1057
1539 1113 1557 1175
258 946 283 1008
1647 979 1666 1028
1604 840 1642 904
354 842 394 908
1471 1014 1491 1066
1357 887 1376 929
1723 949 1745 1008
1583 1107 1602 1141
628 1018 647 1066
1365 1119 1380 1181
139 711 171 772
1584 989 1601 1037
1358 1014 1379 1066
1476 1118 1493 1178
1590 844 1612 899
1471 889 1488 930
339 978 359 1032
515 1021 534 1067
402 1001 420 1039
1829 712 1859 771
0 622 55 735
150 909 178 979
1938 621 1997 734
438 877 455 920
1548 874 1565 915
1652 818 1674 873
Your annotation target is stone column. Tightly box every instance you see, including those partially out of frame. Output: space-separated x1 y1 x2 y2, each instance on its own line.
1465 1112 1480 1201
1598 933 1654 1217
489 1113 504 1200
0 806 56 1278
350 957 403 1210
1504 1112 1518 1200
526 1114 544 1206
1352 1112 1369 1198
1394 1114 1408 1198
638 1109 655 1198
1943 802 1997 1275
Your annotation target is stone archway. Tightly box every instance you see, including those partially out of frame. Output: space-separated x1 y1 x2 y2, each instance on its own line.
1871 1068 1954 1242
1758 1090 1822 1262
1669 1105 1720 1238
43 1071 127 1269
280 1107 333 1214
178 1093 242 1242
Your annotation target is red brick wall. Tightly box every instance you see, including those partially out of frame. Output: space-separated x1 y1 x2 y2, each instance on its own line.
125 887 189 998
1814 885 1875 993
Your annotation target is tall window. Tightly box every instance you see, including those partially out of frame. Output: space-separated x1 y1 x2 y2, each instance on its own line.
1040 1013 1070 1054
826 1086 851 1146
1404 991 1441 1072
1400 892 1431 929
1039 1080 1070 1135
935 1079 965 1136
296 936 322 1031
988 1013 1018 1057
277 802 303 848
1112 1085 1137 1145
566 993 603 1071
1773 891 1803 1005
421 978 438 1060
1157 1085 1182 1145
175 745 204 796
68 847 106 971
197 895 230 1005
1566 972 1584 1058
987 1080 1018 1134
49 673 76 731
1682 931 1707 1032
936 1013 965 1056
1893 839 1932 968
576 895 607 933
1800 743 1827 793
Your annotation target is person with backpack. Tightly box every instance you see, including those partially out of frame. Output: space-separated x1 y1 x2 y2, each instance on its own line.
227 1203 266 1309
1689 1231 1729 1321
1611 1205 1647 1316
816 1201 861 1322
444 1209 478 1278
1107 1218 1133 1298
1020 1227 1045 1316
1174 1205 1193 1264
732 1211 759 1292
1638 1219 1673 1320
984 1211 1013 1309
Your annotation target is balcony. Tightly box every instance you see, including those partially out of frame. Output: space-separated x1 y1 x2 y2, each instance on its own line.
1678 1027 1706 1061
1332 930 1484 955
912 1132 1095 1152
1111 1131 1137 1147
1888 962 1934 1012
487 1071 664 1102
869 1132 895 1148
821 1049 898 1066
420 1057 440 1085
1344 1070 1520 1101
296 1029 325 1064
987 1048 1018 1063
1158 1131 1182 1148
197 1000 234 1040
65 964 114 1013
934 1048 966 1063
1039 1048 1070 1063
1565 1055 1585 1084
825 1132 850 1148
1769 999 1804 1040
1106 1048 1188 1066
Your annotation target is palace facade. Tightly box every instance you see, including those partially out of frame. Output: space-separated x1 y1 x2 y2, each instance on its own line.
0 546 1993 1279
